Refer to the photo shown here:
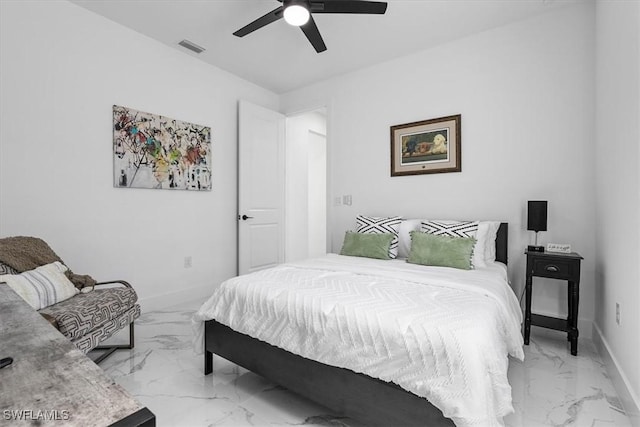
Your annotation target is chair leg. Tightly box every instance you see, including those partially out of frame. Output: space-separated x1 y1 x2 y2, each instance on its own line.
92 321 136 364
128 321 135 349
93 347 119 364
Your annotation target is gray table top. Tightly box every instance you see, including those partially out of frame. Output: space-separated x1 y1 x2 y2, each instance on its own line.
0 283 147 426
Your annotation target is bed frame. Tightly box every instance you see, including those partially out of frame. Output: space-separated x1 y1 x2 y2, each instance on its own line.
204 223 508 426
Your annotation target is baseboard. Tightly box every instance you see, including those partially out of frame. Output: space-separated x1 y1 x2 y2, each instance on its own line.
138 283 213 313
578 317 592 340
593 323 640 426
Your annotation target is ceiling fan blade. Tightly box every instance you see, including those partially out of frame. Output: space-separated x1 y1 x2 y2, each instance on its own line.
233 6 284 37
300 16 327 53
311 1 387 14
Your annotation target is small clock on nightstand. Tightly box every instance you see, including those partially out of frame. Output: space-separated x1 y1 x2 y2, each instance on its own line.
524 249 583 356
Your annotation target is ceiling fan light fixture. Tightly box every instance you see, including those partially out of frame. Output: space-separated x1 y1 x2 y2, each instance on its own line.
283 4 310 27
233 0 387 53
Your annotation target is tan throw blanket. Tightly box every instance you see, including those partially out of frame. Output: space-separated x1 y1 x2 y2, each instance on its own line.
0 236 97 289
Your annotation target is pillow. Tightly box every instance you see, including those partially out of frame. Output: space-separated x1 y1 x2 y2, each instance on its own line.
0 261 79 310
0 261 18 275
340 231 394 260
356 215 402 259
482 221 501 263
473 222 491 268
397 219 422 259
420 220 481 267
407 231 476 270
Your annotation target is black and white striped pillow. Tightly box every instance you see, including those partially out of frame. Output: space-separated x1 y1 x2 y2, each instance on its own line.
356 215 402 259
421 220 480 267
421 220 479 238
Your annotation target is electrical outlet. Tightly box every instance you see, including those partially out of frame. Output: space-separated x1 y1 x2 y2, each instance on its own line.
184 256 192 269
616 302 621 326
334 197 342 206
343 195 352 206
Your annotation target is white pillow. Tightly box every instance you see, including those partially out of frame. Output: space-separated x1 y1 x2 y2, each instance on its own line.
482 221 501 263
421 220 482 268
0 261 79 310
474 222 491 268
356 215 402 259
397 219 422 259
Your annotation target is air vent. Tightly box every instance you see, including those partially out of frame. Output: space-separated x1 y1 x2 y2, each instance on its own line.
178 39 206 54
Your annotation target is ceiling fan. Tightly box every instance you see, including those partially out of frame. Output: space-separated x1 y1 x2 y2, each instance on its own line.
233 0 388 53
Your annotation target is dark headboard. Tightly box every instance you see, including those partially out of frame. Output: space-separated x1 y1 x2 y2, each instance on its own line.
495 223 508 265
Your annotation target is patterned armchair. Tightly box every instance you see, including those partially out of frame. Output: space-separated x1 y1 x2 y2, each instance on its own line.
38 279 140 362
0 239 140 364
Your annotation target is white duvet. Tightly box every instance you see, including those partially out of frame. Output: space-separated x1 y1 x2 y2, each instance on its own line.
193 254 524 427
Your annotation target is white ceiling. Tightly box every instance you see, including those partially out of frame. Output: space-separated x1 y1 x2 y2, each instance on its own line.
71 0 581 94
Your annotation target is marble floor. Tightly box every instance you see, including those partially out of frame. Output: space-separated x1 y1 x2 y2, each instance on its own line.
94 301 632 427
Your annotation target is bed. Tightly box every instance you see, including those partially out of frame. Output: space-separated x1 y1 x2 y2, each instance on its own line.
194 220 524 427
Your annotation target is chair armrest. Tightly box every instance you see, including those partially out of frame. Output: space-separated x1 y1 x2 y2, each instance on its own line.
94 280 132 289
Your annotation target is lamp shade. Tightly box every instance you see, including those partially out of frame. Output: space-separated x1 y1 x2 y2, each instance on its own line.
527 201 548 232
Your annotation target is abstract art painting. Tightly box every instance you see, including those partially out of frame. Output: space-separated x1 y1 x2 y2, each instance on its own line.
113 105 212 190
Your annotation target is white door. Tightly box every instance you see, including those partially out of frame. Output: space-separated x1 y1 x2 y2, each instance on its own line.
238 100 286 275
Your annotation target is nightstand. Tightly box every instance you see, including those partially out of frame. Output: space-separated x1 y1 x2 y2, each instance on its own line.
524 250 583 356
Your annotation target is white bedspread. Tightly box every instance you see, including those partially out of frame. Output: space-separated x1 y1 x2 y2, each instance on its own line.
193 254 524 427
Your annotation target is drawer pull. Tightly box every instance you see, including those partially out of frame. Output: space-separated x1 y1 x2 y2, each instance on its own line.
545 265 559 273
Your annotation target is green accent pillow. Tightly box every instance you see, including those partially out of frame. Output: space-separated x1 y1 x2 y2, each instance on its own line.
340 231 394 260
407 231 476 270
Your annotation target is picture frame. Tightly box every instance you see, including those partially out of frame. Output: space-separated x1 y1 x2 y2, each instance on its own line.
113 105 212 191
390 114 461 176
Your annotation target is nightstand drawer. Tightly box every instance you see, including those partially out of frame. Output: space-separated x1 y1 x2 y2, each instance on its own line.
531 258 573 279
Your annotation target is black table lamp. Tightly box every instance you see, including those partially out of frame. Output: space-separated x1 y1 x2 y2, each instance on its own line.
527 201 547 252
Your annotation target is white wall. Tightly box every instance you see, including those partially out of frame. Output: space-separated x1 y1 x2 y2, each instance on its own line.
0 0 279 310
594 0 640 420
282 3 597 334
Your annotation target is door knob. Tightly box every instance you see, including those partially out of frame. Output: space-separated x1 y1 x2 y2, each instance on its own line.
239 214 254 220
